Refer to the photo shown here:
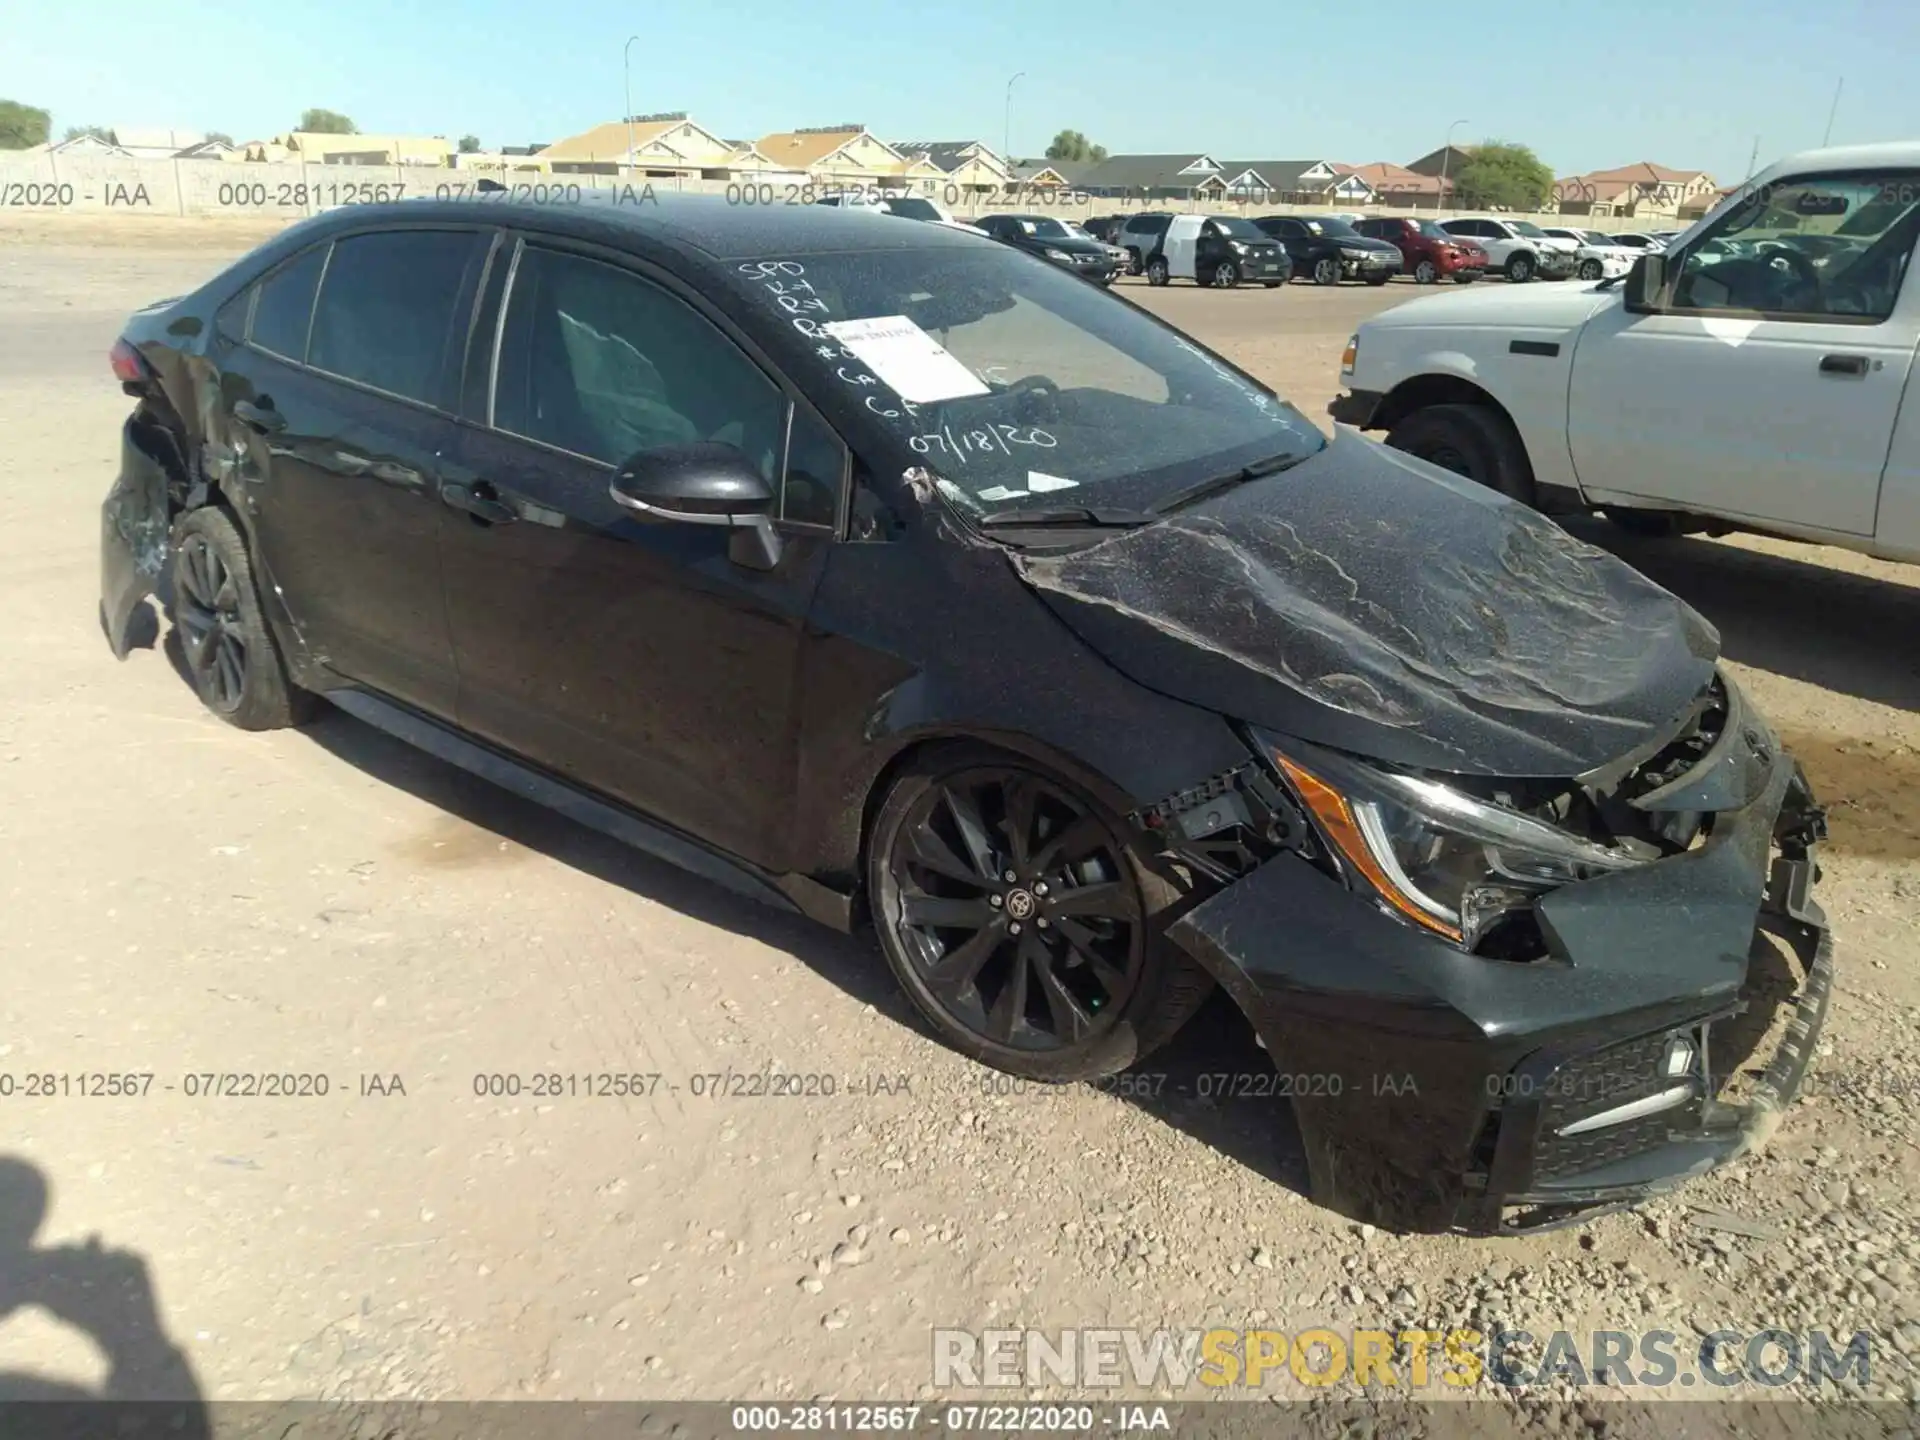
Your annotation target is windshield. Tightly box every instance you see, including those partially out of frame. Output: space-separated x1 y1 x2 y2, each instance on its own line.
1509 221 1547 238
1016 217 1073 240
1306 217 1359 238
1209 217 1268 241
730 247 1326 513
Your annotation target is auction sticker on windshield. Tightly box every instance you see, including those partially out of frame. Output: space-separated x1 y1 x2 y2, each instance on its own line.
821 316 991 404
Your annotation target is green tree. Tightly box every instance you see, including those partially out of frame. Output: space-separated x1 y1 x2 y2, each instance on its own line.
62 124 116 144
458 134 481 153
1452 140 1553 211
299 108 356 134
0 99 51 149
1045 129 1108 164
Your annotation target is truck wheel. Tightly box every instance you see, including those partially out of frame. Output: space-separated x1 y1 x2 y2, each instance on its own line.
169 506 317 731
1578 258 1603 280
1385 404 1535 505
1146 256 1170 286
1413 259 1439 284
1311 257 1340 285
1505 252 1536 283
867 746 1213 1082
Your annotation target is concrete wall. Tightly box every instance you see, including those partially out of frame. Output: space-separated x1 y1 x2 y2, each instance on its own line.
0 153 1624 232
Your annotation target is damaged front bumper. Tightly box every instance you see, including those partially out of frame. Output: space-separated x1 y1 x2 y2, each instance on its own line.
1168 677 1832 1235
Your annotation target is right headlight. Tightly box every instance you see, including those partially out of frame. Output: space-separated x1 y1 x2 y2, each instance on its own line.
1263 740 1650 950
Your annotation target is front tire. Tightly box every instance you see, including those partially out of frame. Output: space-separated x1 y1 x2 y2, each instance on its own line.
1413 259 1439 284
1505 252 1536 283
1209 259 1240 289
867 748 1213 1082
1578 258 1603 280
1384 403 1535 505
1146 256 1170 286
1311 256 1340 286
169 506 315 731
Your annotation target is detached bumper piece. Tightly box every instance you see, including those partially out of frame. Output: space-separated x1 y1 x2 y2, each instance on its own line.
1169 676 1833 1235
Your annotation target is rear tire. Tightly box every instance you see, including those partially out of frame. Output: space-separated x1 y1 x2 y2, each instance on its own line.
169 506 316 731
867 746 1213 1083
1384 403 1536 505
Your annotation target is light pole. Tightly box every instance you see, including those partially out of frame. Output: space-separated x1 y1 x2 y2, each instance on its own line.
1004 72 1026 171
1437 118 1468 211
623 35 643 174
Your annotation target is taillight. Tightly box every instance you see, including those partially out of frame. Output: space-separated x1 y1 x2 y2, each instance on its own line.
110 338 148 386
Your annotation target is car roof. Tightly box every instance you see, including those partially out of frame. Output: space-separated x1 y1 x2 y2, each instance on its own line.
298 191 992 262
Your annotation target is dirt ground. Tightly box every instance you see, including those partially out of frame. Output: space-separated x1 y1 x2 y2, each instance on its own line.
1 212 1917 1420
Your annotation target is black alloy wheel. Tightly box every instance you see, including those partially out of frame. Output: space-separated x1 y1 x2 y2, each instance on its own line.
175 532 248 714
880 766 1145 1055
168 505 314 731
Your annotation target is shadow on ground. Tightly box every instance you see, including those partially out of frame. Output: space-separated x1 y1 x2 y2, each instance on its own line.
0 1155 210 1436
1574 519 1920 714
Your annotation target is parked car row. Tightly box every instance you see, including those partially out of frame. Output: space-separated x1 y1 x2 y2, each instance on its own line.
813 185 1683 291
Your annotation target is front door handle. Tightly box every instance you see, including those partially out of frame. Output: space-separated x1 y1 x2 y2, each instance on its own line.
233 398 286 433
441 480 517 525
1820 353 1870 377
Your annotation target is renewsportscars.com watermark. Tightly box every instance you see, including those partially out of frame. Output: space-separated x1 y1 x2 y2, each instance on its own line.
933 1326 1873 1393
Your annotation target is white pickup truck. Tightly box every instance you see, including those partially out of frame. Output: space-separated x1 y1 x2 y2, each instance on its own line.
1332 141 1920 563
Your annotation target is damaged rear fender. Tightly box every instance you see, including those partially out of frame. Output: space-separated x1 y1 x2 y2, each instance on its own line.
101 413 189 659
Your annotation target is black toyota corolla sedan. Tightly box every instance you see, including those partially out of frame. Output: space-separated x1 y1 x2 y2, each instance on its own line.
100 195 1831 1234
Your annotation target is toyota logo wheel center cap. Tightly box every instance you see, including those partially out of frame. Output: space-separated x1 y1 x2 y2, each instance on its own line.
1004 889 1037 921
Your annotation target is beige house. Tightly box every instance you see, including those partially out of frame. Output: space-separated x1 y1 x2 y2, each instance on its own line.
1552 162 1718 219
752 126 926 187
540 113 738 177
1341 161 1454 209
271 132 456 166
891 140 1011 197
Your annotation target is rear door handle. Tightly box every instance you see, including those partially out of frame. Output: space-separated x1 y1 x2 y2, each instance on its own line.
440 480 517 525
1820 353 1870 376
233 398 286 433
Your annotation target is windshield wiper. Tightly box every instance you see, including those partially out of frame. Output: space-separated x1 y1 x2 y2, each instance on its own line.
1149 452 1306 515
974 504 1153 527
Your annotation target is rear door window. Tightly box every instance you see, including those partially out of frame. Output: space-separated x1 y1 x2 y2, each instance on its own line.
248 244 328 361
307 229 485 408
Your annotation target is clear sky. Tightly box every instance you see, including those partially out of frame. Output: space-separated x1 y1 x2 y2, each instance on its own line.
5 0 1916 182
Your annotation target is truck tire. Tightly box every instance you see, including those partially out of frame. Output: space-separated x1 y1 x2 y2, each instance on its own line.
1384 404 1535 505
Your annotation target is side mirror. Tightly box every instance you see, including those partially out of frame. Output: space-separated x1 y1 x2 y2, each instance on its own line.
1623 252 1666 314
608 442 783 570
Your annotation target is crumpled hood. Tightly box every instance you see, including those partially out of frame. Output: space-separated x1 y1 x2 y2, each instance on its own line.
1363 281 1619 334
1013 430 1720 777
